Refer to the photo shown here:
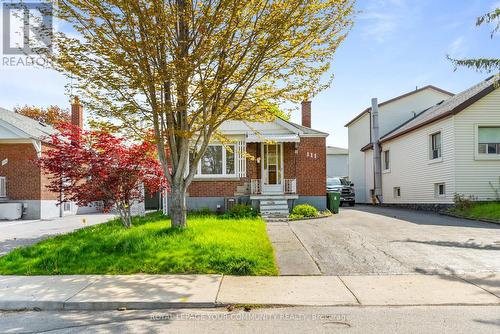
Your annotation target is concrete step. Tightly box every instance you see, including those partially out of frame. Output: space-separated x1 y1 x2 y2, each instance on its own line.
260 204 289 211
264 217 289 223
260 199 288 206
261 210 289 216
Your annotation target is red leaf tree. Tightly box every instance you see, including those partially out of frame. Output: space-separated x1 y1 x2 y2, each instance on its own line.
39 124 165 228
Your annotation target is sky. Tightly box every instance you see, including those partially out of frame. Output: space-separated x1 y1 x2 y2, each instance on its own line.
0 0 499 148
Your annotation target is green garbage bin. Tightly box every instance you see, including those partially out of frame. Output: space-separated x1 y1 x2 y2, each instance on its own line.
327 192 341 214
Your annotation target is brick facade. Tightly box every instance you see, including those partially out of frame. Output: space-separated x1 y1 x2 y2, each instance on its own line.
0 143 59 201
187 138 326 197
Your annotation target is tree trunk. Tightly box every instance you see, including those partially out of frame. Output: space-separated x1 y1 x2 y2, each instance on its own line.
170 182 187 228
117 202 132 228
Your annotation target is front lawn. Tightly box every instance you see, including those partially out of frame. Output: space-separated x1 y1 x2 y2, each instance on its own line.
0 213 278 275
447 202 500 222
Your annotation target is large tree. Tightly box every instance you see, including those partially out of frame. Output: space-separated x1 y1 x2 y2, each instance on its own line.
448 8 500 72
47 0 354 227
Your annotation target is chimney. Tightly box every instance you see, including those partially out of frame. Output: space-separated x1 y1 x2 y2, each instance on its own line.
301 101 311 128
71 96 83 129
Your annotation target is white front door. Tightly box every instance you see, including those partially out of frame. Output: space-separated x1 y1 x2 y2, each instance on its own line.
262 143 284 194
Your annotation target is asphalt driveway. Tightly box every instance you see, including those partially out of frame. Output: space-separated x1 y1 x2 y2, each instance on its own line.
0 213 116 255
287 206 500 275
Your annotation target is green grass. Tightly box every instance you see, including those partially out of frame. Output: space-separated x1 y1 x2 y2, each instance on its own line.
448 202 500 221
0 212 278 276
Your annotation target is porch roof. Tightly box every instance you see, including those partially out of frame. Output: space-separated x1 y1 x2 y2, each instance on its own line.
245 133 300 143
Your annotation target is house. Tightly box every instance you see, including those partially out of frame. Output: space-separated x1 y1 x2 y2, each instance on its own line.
346 84 453 203
185 101 328 216
326 146 348 178
346 75 500 207
0 99 99 219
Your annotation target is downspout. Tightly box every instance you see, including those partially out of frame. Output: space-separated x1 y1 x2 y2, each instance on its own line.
371 98 383 204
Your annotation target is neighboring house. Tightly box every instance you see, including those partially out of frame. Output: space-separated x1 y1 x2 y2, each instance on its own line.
346 84 454 203
0 99 99 219
184 101 328 215
347 75 500 206
326 146 348 178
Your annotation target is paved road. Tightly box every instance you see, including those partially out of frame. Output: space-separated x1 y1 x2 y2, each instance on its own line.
1 306 499 333
288 206 500 275
0 213 116 255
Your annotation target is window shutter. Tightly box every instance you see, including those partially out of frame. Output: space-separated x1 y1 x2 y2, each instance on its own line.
236 141 246 177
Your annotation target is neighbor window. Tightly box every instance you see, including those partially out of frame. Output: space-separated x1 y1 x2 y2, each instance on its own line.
430 132 442 159
434 183 445 197
478 127 500 154
0 176 5 198
393 187 401 198
383 150 390 170
196 144 236 176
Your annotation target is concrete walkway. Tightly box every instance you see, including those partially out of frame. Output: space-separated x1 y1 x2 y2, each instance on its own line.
266 222 321 275
1 273 499 310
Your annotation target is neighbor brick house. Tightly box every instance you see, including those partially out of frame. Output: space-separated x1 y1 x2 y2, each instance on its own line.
0 99 98 219
183 101 328 216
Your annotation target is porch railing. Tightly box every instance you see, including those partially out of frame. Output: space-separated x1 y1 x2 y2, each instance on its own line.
250 178 297 195
284 179 297 194
250 179 262 194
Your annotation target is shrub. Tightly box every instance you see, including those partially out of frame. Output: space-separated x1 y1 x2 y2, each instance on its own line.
188 207 213 216
290 204 318 219
224 204 257 218
453 193 477 211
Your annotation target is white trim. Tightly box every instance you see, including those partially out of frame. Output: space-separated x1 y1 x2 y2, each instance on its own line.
193 144 238 179
275 118 304 135
31 139 42 158
261 142 284 194
0 119 31 139
475 124 500 160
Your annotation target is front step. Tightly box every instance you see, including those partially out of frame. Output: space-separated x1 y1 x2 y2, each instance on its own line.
258 197 290 221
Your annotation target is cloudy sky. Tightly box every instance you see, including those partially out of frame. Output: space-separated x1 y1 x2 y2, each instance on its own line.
0 0 499 148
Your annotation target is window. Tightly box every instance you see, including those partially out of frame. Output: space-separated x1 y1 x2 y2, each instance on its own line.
478 127 500 154
0 177 5 198
434 183 445 197
430 132 442 159
383 150 390 170
393 187 401 198
63 202 71 212
196 144 236 177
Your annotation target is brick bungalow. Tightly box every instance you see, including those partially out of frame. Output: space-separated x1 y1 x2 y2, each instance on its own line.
0 99 98 219
183 101 328 216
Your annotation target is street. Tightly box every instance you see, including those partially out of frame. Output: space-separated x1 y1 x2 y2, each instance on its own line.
1 306 499 333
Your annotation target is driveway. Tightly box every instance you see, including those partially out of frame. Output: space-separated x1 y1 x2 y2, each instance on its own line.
287 206 500 275
0 213 116 255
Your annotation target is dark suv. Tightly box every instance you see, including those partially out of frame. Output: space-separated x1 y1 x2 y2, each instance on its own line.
327 177 355 206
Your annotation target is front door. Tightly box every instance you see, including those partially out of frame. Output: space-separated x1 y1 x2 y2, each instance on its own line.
262 143 283 193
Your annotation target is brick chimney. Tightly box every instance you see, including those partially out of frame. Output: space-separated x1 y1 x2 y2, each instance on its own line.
301 101 311 128
71 96 83 129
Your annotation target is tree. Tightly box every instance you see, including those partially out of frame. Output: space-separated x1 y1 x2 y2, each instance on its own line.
266 103 291 121
46 0 354 227
38 123 165 228
14 105 70 126
448 8 500 72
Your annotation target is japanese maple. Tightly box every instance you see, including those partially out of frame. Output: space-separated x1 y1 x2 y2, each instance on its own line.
38 123 165 228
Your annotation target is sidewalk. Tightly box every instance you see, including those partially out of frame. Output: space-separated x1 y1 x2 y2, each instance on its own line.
1 273 499 310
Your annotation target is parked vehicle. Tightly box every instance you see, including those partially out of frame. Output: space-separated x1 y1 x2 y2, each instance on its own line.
327 177 355 206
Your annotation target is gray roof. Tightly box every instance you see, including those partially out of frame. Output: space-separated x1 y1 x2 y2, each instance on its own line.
327 146 348 155
380 75 499 142
283 119 329 136
0 107 58 141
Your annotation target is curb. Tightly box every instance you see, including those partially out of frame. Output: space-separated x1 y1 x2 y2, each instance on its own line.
0 301 223 311
439 211 500 225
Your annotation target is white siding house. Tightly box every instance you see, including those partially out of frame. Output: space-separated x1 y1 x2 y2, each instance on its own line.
352 75 500 206
346 86 454 203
